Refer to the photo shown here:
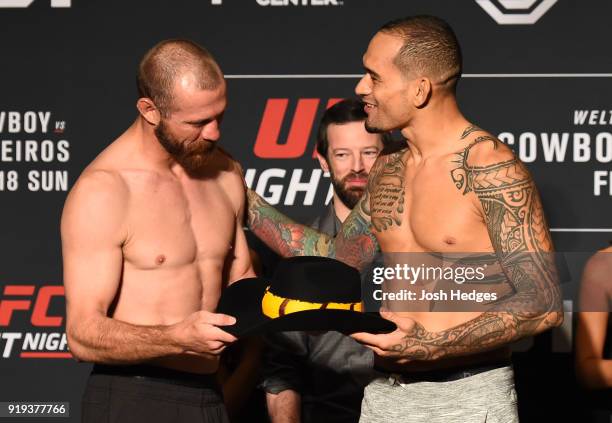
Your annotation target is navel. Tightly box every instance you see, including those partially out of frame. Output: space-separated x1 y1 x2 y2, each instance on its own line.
443 237 457 245
155 254 166 265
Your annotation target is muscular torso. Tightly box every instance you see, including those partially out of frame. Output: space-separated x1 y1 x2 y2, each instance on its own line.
91 139 243 374
370 147 492 253
368 142 513 369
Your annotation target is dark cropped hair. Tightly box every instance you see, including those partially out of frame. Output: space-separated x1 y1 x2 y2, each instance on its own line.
316 98 393 158
379 15 462 89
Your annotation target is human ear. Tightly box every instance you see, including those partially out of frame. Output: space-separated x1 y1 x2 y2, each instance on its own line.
413 78 432 108
136 98 161 126
316 152 330 173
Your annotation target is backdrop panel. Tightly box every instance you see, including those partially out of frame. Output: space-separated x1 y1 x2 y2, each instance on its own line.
1 1 610 421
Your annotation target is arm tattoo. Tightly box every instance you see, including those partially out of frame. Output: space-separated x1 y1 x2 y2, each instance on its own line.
247 189 333 257
369 150 408 232
246 185 380 270
392 142 562 361
335 189 380 269
450 135 498 195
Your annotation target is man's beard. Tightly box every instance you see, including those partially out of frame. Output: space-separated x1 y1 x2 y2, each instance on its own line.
331 170 369 210
155 120 216 173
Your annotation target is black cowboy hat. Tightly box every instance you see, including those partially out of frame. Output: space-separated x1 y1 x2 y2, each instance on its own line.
216 256 396 337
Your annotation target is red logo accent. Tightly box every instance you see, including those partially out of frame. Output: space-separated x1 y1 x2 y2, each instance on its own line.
0 285 34 326
0 285 64 327
254 98 344 159
32 286 64 327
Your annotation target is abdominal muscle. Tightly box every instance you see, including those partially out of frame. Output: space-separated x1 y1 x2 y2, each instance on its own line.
375 234 511 371
111 261 223 374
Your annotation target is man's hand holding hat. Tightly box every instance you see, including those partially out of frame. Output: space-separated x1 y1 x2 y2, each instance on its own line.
168 310 238 356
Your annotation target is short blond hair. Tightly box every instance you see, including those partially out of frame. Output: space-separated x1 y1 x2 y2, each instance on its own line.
137 39 223 116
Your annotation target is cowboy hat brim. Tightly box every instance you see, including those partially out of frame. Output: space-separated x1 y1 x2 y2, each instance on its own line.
216 277 396 338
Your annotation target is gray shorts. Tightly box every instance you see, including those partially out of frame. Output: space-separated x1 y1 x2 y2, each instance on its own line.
360 365 518 423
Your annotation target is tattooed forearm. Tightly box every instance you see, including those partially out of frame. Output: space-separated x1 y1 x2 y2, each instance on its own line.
335 190 380 269
246 189 379 270
389 308 562 361
247 189 333 257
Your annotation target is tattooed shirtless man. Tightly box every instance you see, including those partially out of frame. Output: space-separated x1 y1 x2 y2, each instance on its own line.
247 16 562 422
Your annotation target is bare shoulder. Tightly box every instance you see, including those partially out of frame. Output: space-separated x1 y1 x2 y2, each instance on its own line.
67 167 129 207
206 147 247 214
61 167 129 239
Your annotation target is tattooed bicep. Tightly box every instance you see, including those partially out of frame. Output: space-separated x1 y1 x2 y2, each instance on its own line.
366 149 409 232
366 152 391 192
469 157 553 255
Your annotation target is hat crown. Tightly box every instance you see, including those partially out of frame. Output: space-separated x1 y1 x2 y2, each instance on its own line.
269 256 361 303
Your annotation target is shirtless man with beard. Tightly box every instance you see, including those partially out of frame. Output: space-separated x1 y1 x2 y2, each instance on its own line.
246 16 562 422
61 39 254 423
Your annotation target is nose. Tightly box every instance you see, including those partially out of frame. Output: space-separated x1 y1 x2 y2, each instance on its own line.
201 120 221 142
351 154 365 174
355 74 371 97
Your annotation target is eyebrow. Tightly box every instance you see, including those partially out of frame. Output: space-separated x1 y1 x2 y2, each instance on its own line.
184 118 212 125
364 66 381 79
332 147 380 152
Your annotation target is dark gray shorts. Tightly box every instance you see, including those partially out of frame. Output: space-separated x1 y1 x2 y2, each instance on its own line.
360 365 518 423
82 366 229 423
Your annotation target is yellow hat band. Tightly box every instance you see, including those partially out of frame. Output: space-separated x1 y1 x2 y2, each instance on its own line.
261 287 363 319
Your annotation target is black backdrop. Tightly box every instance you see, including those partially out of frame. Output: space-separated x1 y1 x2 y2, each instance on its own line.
1 0 611 421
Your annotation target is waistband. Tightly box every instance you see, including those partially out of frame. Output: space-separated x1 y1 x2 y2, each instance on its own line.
91 364 220 390
380 360 512 383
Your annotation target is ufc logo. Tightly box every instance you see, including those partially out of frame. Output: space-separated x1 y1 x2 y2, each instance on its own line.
254 98 343 159
0 285 64 327
475 0 557 25
0 0 71 7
